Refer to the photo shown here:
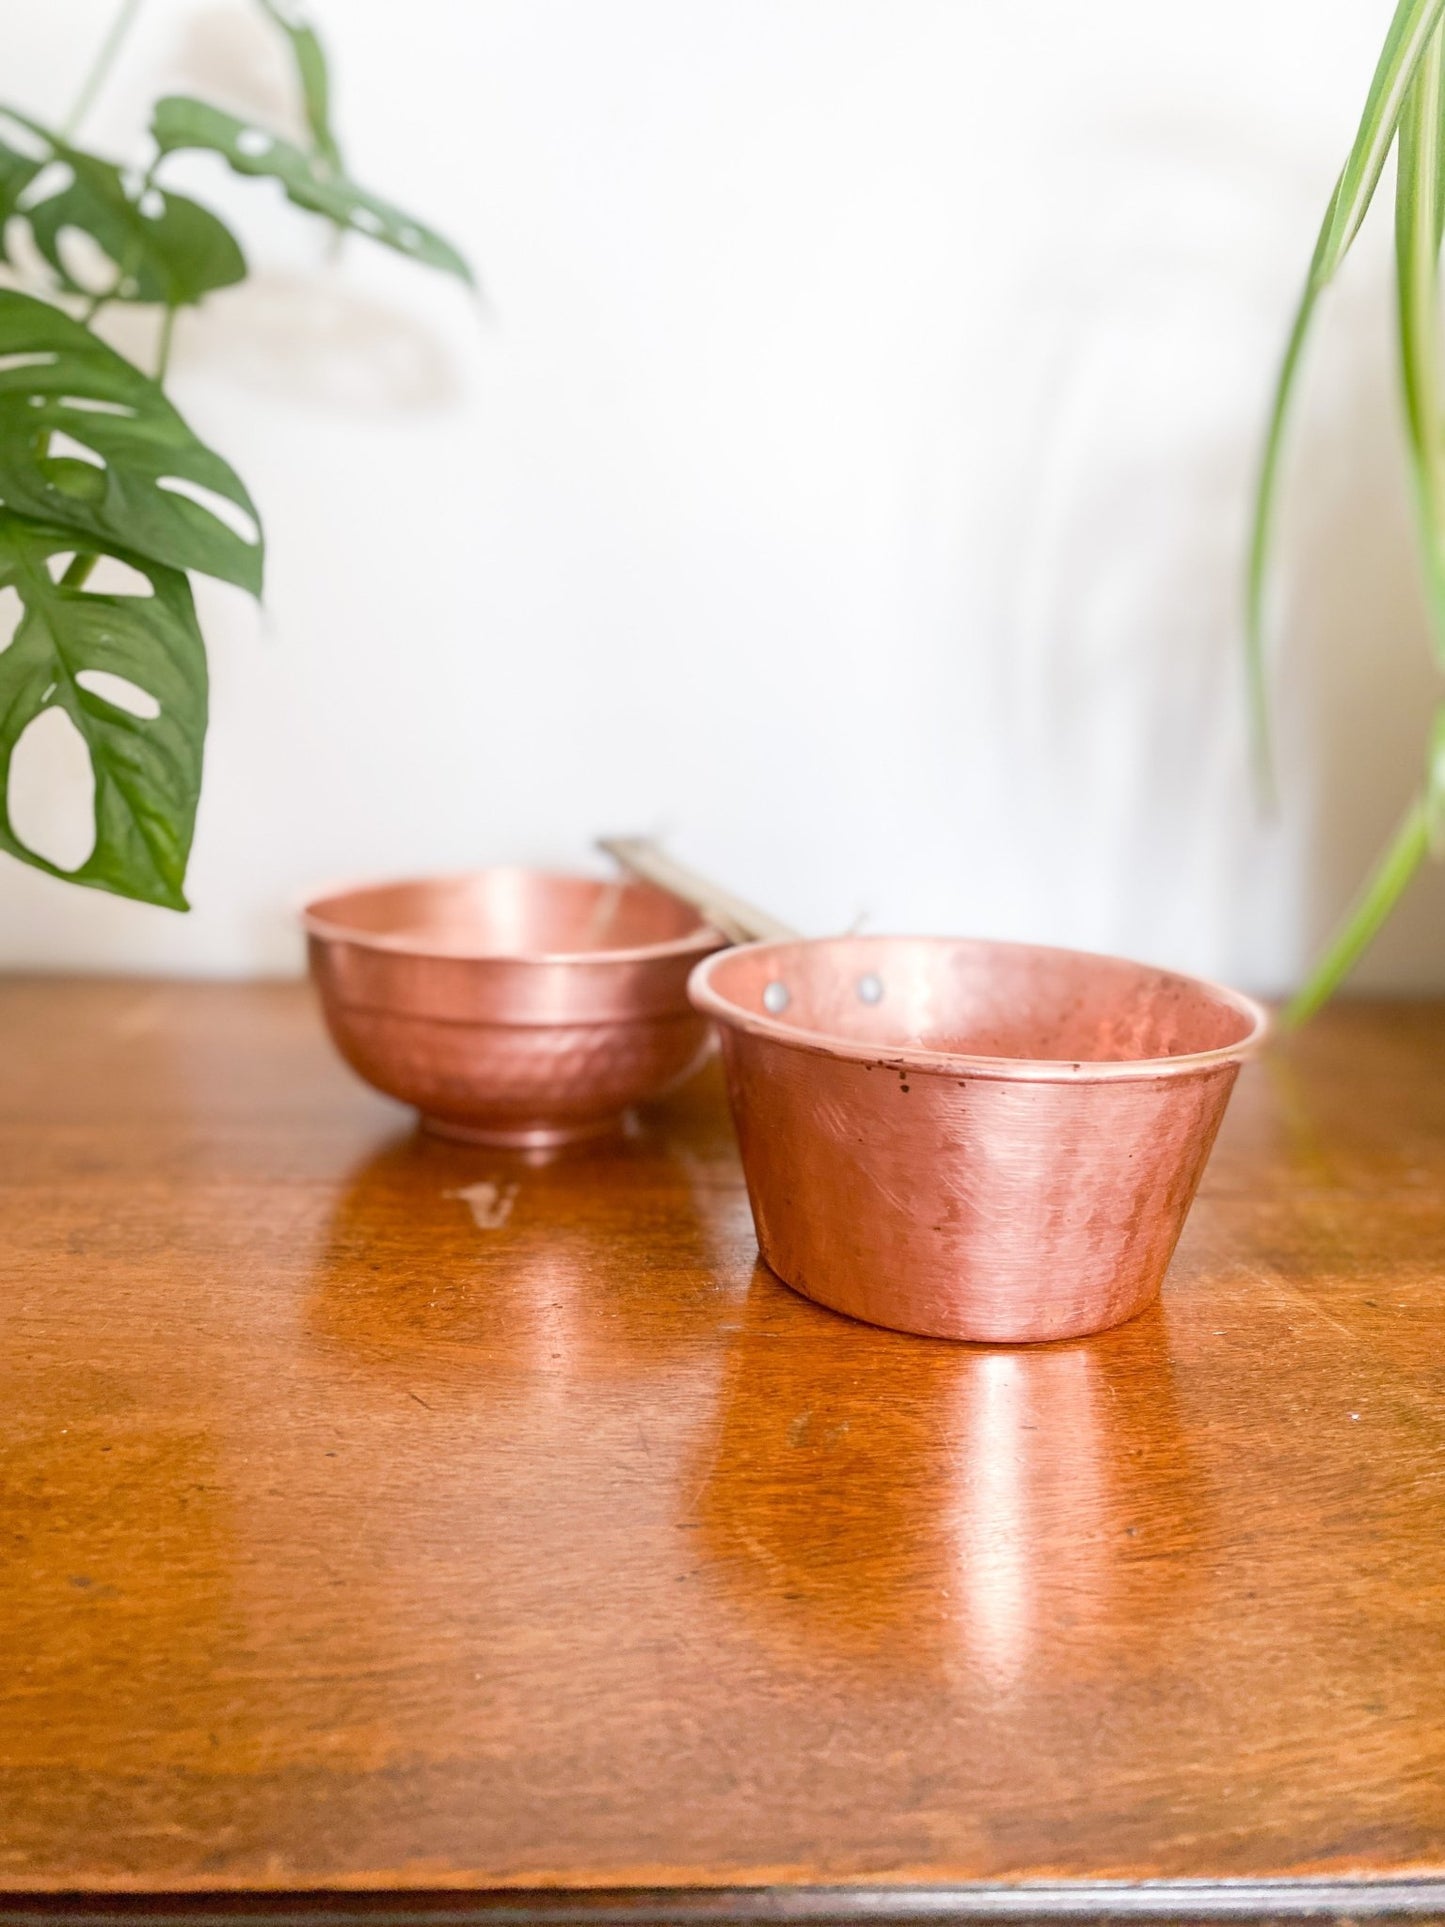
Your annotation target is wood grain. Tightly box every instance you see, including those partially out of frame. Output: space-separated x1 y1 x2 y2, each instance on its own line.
2 981 1444 1906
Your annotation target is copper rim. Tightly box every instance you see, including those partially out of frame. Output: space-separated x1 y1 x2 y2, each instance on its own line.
689 935 1271 1084
299 866 723 966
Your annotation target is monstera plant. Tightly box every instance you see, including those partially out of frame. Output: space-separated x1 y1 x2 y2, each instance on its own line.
1250 0 1445 1017
0 0 470 909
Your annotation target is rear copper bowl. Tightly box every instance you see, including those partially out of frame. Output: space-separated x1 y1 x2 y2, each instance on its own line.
304 869 725 1148
690 936 1269 1344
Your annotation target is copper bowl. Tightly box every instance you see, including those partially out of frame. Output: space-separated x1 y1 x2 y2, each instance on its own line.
689 936 1269 1343
304 869 725 1148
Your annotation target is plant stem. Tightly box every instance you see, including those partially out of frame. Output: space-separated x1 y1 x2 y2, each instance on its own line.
63 0 144 140
155 304 176 380
81 158 161 330
1245 277 1316 805
1284 793 1431 1027
1394 22 1445 667
61 554 99 591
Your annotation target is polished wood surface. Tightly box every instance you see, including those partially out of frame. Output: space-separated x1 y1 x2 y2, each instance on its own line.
3 981 1445 1908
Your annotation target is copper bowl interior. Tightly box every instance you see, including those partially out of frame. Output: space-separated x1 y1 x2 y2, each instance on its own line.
693 936 1265 1073
303 868 715 961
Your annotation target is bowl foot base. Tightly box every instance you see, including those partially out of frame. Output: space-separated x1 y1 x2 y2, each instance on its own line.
420 1112 625 1151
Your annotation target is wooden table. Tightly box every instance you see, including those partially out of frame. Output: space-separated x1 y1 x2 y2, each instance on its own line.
3 981 1445 1924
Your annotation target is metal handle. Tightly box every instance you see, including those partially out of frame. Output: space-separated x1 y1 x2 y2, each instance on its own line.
598 836 800 945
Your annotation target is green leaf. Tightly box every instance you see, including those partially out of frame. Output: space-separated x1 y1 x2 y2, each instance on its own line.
1312 0 1445 269
256 0 342 175
1246 0 1445 775
1427 701 1445 850
0 290 263 594
152 95 472 284
1394 24 1445 669
0 105 245 308
0 514 206 908
1284 793 1430 1026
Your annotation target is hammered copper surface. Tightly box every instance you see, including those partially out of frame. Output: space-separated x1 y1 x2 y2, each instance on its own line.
304 870 724 1147
691 937 1269 1342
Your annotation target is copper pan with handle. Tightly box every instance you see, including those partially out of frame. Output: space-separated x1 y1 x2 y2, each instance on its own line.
605 837 1269 1345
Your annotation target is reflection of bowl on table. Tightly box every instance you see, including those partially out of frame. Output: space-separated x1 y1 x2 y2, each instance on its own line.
304 868 725 1149
306 1121 741 1390
688 1272 1207 1683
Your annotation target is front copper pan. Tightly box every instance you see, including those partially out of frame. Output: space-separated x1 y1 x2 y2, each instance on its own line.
690 935 1269 1344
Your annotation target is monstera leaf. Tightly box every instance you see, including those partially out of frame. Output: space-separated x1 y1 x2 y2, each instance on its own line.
0 291 263 593
0 107 245 307
0 514 207 908
255 0 342 173
152 96 472 283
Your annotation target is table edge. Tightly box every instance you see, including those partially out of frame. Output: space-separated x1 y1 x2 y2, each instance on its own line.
4 1883 1445 1925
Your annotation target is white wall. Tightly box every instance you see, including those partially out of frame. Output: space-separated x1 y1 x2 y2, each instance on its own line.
4 0 1443 991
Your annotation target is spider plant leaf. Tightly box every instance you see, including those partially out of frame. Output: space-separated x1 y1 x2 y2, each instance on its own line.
1284 792 1430 1026
0 290 263 593
0 106 245 307
1427 701 1445 850
152 95 472 284
1394 24 1445 669
255 0 341 174
1246 0 1445 772
0 513 206 909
